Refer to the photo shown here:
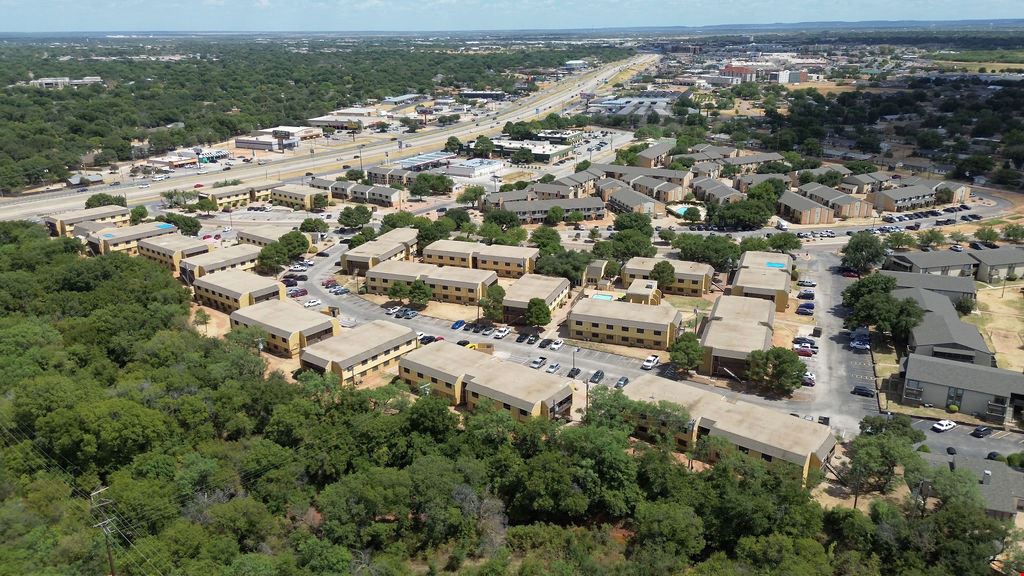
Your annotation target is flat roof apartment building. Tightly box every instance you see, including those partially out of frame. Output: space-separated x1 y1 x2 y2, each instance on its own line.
731 250 792 312
422 239 540 278
339 227 419 275
44 205 130 237
621 257 714 297
366 166 415 187
179 243 261 284
399 342 574 421
198 183 275 210
568 298 683 350
502 273 571 324
269 184 326 211
230 299 340 358
192 269 285 313
235 225 293 248
138 233 214 273
699 295 775 377
85 221 178 256
300 320 419 385
364 260 498 305
323 181 404 207
623 374 835 482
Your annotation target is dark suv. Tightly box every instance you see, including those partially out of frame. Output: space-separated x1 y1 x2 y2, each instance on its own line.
589 370 605 384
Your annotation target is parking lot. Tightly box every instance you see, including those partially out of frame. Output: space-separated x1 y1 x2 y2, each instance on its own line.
912 418 1024 461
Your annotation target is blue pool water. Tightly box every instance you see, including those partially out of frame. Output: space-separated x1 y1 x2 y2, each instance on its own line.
591 294 615 301
765 262 786 269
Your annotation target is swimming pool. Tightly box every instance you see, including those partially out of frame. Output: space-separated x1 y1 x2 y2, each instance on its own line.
591 294 615 301
765 262 786 269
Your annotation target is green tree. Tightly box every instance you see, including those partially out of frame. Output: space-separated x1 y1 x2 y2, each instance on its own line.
841 232 885 273
299 218 329 233
129 205 148 225
767 232 802 252
408 279 433 307
524 298 551 326
544 205 565 225
444 136 462 153
574 160 592 172
658 229 676 244
948 231 969 244
739 236 770 253
194 197 218 214
338 205 372 228
473 135 495 158
387 281 410 302
916 228 945 248
842 273 897 308
483 209 520 229
84 193 127 209
538 173 555 183
479 284 506 322
312 194 329 211
456 185 485 205
156 213 201 236
631 500 705 570
1003 223 1024 242
668 332 703 373
614 212 654 236
511 148 534 164
884 231 915 250
529 225 563 257
279 231 310 258
745 347 806 395
193 308 210 335
649 260 677 291
682 206 702 222
256 242 288 274
974 225 1000 243
345 169 364 181
566 210 585 224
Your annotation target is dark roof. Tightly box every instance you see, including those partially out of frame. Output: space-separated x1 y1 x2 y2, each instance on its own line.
904 354 1024 397
879 270 976 297
919 452 1024 515
910 311 990 353
778 190 828 212
891 288 957 315
969 246 1024 267
889 250 978 270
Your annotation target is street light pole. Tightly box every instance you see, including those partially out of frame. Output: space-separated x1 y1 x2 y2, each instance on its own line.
358 144 365 173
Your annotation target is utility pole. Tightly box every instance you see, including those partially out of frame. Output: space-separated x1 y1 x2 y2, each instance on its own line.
90 487 117 576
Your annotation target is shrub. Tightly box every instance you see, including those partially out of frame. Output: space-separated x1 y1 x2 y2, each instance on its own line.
1007 273 1019 282
947 404 959 413
916 444 931 453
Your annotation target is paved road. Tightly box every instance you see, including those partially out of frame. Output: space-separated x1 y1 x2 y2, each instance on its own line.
0 54 657 222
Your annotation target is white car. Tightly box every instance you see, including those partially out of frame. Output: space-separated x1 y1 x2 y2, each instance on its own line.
931 420 957 433
548 339 564 351
222 226 232 232
303 299 322 308
494 327 511 339
197 170 208 175
385 306 402 315
137 184 151 188
545 362 561 374
416 331 425 339
641 355 660 370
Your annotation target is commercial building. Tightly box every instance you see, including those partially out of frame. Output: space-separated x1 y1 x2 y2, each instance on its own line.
699 295 775 377
970 247 1024 283
269 184 326 211
137 233 214 273
307 114 365 131
44 205 130 237
198 183 275 210
623 374 835 482
422 240 539 278
399 342 574 421
443 158 505 178
192 269 285 313
234 134 298 151
257 126 323 140
470 139 574 163
178 243 261 284
636 139 676 168
795 183 872 219
365 260 498 305
535 129 585 145
568 299 683 350
229 299 340 357
777 190 835 226
85 221 178 256
621 257 714 296
300 320 419 385
886 250 978 277
502 197 606 224
502 274 571 324
900 354 1024 426
339 227 418 276
396 151 457 171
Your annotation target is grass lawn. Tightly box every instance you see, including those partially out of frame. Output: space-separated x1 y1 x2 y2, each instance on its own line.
962 287 1024 371
664 295 713 311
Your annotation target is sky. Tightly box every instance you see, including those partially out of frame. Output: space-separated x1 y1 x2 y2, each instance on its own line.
0 0 1020 33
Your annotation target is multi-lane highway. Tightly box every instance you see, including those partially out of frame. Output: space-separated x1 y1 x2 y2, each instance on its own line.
0 54 657 222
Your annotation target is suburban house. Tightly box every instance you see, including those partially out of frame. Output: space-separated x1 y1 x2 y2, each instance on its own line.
299 320 419 385
698 295 775 377
399 342 574 421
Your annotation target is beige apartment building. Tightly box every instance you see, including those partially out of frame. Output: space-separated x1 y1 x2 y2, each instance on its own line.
192 269 285 313
624 279 662 305
731 251 793 312
568 298 683 350
340 227 418 275
85 221 178 256
235 225 293 248
699 295 775 377
399 342 573 421
44 205 131 237
179 243 261 284
502 273 571 324
229 299 340 357
422 239 540 278
300 320 419 385
137 233 214 273
198 183 274 210
364 260 497 305
269 184 326 211
621 257 715 296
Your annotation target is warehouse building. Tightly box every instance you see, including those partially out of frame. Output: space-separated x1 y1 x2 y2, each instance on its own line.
698 295 775 377
179 243 261 284
192 269 285 313
138 233 214 273
230 300 340 358
502 274 571 324
399 342 574 421
621 257 714 296
568 299 683 350
44 205 130 237
300 320 419 385
85 221 178 256
339 227 418 275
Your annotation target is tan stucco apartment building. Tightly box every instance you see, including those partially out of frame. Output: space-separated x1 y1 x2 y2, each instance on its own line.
229 299 340 357
85 221 178 255
624 374 835 483
44 205 130 237
399 342 573 421
192 269 285 313
235 225 293 248
138 233 214 273
365 260 498 304
179 243 261 284
568 298 683 350
731 251 793 312
340 227 418 275
621 257 714 296
502 273 571 324
422 239 540 278
198 183 275 210
300 320 419 385
698 295 775 377
269 184 326 211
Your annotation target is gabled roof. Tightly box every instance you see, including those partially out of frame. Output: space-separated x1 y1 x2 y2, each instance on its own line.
969 246 1024 267
903 354 1023 397
779 190 829 212
880 270 976 297
889 250 978 270
910 311 990 353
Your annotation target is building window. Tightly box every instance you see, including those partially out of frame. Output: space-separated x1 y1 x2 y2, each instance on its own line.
502 403 511 411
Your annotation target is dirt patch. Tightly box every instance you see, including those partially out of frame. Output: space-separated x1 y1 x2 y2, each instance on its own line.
190 303 232 338
964 286 1024 371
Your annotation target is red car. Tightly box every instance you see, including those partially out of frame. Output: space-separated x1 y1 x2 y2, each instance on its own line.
793 347 815 357
841 270 859 278
321 278 338 287
194 183 204 188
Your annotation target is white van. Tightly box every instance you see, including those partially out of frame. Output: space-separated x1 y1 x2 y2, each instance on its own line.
152 175 169 182
776 220 789 231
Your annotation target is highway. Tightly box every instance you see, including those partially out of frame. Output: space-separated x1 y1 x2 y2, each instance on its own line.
0 54 657 222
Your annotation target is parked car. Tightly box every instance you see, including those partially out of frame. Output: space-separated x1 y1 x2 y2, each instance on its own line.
931 420 957 433
946 446 957 455
419 335 436 344
303 299 322 308
589 370 605 384
481 326 495 336
457 340 471 347
797 290 815 300
282 278 297 287
526 334 539 345
803 372 816 386
538 338 552 349
515 333 529 343
793 336 816 346
614 376 630 389
545 362 561 374
971 426 994 438
850 340 871 351
529 357 548 369
987 451 1002 460
471 324 484 333
851 385 876 398
463 322 476 331
798 302 815 311
950 244 964 252
841 270 859 278
403 310 418 319
641 355 660 370
797 280 817 287
794 347 814 357
567 367 581 378
387 306 402 315
494 327 510 339
796 307 814 316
